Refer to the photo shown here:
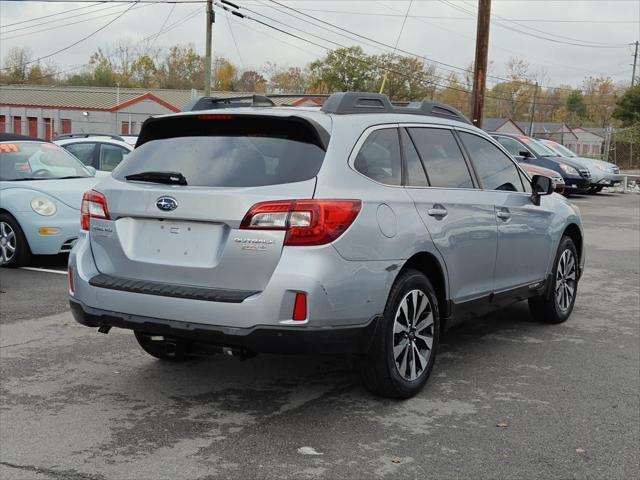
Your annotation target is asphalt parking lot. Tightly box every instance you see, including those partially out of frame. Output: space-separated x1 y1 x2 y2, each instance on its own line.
1 192 638 480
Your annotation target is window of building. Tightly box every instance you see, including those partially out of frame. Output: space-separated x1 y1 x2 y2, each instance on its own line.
13 117 21 135
459 132 524 192
61 119 72 134
121 121 130 135
407 127 474 189
0 116 5 133
353 128 402 186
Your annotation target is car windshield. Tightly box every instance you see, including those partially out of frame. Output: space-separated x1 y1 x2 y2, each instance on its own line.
520 137 558 157
546 142 577 157
0 141 91 181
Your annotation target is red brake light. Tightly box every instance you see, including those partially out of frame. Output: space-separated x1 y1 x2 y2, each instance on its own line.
292 292 307 321
240 199 361 246
81 190 110 231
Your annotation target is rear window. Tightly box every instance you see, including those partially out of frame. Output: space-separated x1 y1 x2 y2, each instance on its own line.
115 115 326 187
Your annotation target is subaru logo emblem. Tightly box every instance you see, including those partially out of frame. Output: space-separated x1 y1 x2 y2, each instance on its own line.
156 196 178 211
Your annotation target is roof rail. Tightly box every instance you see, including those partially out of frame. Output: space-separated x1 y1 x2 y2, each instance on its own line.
320 92 471 124
55 133 125 141
182 94 330 112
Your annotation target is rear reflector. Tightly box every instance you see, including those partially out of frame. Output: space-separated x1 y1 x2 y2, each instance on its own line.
240 199 361 246
68 266 74 295
81 190 110 231
292 292 307 321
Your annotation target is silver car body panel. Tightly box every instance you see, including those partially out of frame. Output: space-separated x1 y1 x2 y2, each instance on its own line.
70 107 584 333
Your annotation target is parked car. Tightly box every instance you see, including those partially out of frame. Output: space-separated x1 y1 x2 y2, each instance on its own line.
0 134 99 267
54 134 133 173
69 93 584 399
538 139 621 193
520 163 565 194
120 135 138 147
491 133 591 195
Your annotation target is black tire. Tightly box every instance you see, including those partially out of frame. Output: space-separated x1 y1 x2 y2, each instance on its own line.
588 186 603 194
0 213 31 268
359 269 440 399
529 235 579 324
134 331 190 361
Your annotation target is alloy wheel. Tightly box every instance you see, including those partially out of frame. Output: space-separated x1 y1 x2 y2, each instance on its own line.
0 221 16 265
392 289 434 381
555 249 577 312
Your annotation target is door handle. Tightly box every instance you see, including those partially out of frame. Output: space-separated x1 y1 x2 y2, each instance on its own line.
496 210 511 220
427 207 448 218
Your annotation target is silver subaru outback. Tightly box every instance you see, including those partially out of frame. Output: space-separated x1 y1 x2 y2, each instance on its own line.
69 92 584 399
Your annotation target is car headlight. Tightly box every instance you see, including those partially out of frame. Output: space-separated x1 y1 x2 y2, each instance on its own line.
596 164 606 171
559 164 578 175
31 197 57 216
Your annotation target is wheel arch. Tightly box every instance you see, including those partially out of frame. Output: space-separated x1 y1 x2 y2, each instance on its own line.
562 223 583 267
398 252 449 324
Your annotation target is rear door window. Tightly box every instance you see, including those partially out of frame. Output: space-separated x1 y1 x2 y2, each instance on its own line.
114 115 326 187
407 127 474 189
64 143 96 167
459 132 525 192
495 136 527 157
99 144 129 171
354 128 401 186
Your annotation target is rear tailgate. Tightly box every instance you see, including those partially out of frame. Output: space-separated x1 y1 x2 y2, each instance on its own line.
88 112 329 292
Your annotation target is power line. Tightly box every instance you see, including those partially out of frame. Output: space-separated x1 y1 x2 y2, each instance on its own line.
218 2 568 108
1 1 107 28
2 1 140 71
11 3 202 82
441 0 628 48
261 0 587 93
1 3 152 41
1 1 124 34
272 7 637 24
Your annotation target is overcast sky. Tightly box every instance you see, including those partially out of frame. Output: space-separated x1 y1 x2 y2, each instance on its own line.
1 0 639 90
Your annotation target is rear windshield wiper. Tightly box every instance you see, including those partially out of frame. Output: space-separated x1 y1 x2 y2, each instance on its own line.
125 171 188 185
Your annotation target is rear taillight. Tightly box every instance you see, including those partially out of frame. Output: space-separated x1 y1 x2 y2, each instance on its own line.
240 199 361 246
81 190 110 231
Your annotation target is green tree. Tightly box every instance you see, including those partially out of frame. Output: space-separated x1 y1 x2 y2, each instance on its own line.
268 65 308 93
376 54 436 101
157 45 204 89
612 85 640 127
565 90 587 124
308 46 377 93
236 70 266 93
2 47 32 83
212 57 237 91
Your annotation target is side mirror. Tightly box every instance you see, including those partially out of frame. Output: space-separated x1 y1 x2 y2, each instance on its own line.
85 166 97 176
519 150 532 159
531 175 554 205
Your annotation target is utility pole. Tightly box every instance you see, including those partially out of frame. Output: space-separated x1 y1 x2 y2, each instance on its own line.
528 81 539 136
204 0 215 96
471 0 491 128
632 41 639 87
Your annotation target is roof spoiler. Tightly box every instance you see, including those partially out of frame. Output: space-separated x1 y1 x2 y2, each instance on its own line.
182 94 330 112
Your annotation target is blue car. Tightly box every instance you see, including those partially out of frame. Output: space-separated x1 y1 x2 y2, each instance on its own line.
0 134 99 267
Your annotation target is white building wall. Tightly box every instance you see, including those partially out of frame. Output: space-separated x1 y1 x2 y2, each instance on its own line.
0 100 175 137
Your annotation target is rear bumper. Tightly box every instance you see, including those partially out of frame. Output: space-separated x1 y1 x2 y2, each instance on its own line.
69 299 379 354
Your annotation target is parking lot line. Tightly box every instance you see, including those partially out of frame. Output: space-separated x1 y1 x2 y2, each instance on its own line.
19 267 68 275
